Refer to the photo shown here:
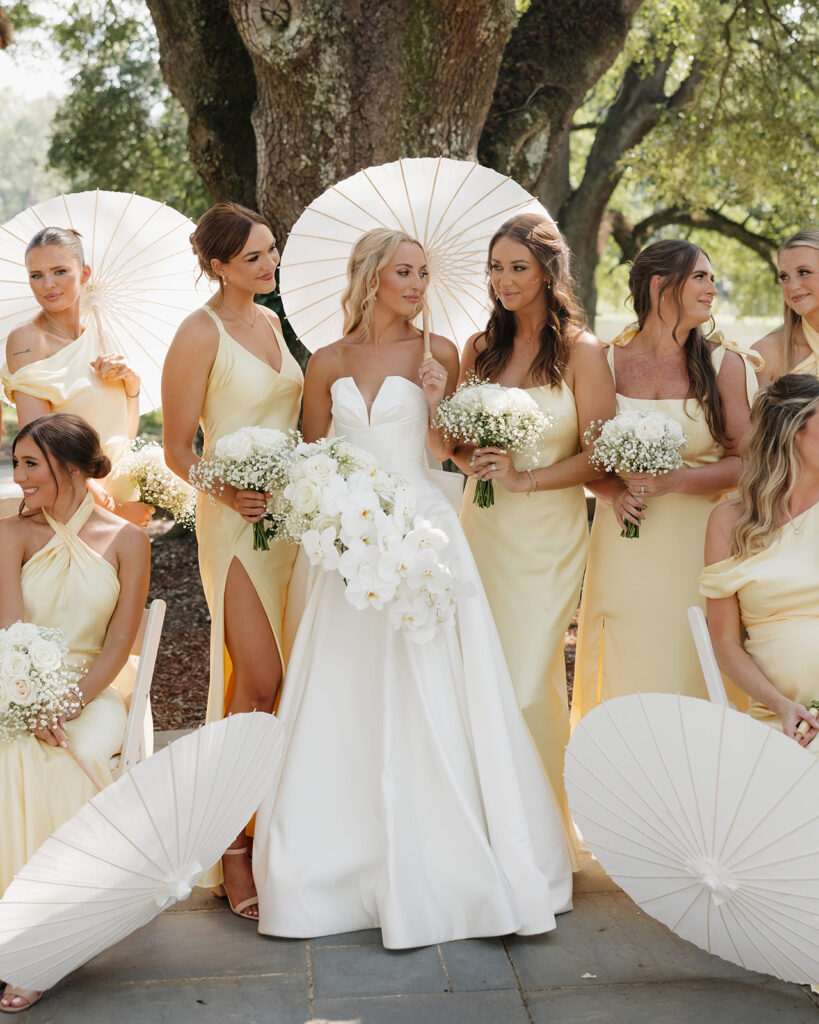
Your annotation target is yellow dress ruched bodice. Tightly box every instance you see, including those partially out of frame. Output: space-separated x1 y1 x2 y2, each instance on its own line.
571 327 755 723
700 502 819 749
0 493 128 894
460 381 587 868
195 306 303 724
1 319 136 501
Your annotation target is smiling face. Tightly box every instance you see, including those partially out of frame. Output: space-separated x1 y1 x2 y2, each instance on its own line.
657 251 716 330
374 241 427 320
778 246 819 324
25 245 90 314
212 223 280 296
489 237 545 315
11 436 70 512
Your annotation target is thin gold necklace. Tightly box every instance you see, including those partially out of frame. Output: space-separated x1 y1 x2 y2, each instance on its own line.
218 302 258 330
42 312 79 340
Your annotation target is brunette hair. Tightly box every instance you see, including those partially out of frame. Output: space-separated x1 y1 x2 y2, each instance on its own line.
778 230 819 369
190 202 272 286
340 228 426 338
474 214 585 387
732 374 819 557
13 414 111 501
25 227 85 266
628 240 727 444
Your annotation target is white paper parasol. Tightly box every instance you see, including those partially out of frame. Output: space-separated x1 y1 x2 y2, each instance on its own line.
565 693 819 984
0 712 284 991
0 190 212 412
279 156 551 352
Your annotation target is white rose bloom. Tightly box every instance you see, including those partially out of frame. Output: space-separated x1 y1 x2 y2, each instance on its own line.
0 679 10 713
479 387 510 415
5 622 39 646
634 419 664 442
289 478 323 516
666 420 685 442
28 638 63 673
247 427 287 450
0 650 31 683
8 676 35 705
302 453 337 485
214 431 253 462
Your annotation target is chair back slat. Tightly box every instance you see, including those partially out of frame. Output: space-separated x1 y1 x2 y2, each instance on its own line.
687 605 729 706
114 598 166 777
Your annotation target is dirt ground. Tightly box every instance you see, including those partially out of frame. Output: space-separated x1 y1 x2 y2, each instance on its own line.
147 522 578 731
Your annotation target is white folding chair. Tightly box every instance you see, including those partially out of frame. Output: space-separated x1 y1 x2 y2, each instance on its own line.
112 598 166 778
687 604 732 707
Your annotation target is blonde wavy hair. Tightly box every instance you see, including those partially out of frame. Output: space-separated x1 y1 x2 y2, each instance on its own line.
732 374 819 557
779 230 819 370
340 228 426 337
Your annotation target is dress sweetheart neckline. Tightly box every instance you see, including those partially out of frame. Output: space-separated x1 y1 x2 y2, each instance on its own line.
332 374 425 423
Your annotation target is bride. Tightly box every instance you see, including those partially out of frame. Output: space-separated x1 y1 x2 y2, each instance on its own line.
253 228 573 948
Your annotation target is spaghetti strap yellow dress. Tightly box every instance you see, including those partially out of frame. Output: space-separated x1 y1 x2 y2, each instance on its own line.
699 502 819 751
0 493 128 895
195 306 303 725
460 382 587 868
1 319 137 502
571 327 757 723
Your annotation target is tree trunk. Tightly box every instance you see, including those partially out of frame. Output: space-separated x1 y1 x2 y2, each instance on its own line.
145 0 258 208
225 0 516 240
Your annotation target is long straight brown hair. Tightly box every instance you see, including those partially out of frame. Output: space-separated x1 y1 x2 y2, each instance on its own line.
628 239 727 445
474 214 586 387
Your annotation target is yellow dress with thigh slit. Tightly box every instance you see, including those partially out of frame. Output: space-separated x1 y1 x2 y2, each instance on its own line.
699 503 819 751
0 492 129 895
571 327 757 724
460 381 587 868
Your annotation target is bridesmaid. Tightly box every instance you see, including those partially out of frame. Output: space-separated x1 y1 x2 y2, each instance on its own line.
162 202 303 920
453 213 614 864
0 413 149 1013
752 230 819 387
1 227 153 526
572 239 758 722
701 375 819 748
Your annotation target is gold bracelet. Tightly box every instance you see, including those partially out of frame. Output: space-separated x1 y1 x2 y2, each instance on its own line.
526 469 537 494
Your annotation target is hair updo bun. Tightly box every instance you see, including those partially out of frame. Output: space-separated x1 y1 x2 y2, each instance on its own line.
190 202 271 285
13 414 112 481
25 227 85 267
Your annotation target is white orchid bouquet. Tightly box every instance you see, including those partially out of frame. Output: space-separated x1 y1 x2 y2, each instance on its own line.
586 409 687 538
189 426 294 550
434 377 554 508
275 437 459 643
116 440 196 529
0 621 81 742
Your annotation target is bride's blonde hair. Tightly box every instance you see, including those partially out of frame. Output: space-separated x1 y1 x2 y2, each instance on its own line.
341 228 426 337
779 230 819 370
732 374 819 557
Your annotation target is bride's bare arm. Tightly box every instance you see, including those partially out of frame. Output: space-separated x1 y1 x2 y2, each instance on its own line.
301 348 336 443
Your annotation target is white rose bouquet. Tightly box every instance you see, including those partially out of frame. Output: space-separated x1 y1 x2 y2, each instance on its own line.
586 410 687 538
189 426 294 550
434 377 554 508
274 437 460 643
0 622 81 742
116 440 196 529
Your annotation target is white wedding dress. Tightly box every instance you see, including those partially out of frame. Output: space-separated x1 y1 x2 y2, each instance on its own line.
253 375 573 948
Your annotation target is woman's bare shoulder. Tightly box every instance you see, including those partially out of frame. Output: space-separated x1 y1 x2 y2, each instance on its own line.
5 321 48 372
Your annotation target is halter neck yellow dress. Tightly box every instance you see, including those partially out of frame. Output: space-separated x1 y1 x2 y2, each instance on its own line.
195 306 303 725
700 502 819 751
0 493 128 895
460 382 587 868
1 319 136 501
571 327 757 724
793 322 819 378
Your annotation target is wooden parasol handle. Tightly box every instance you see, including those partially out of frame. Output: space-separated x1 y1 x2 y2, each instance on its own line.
64 739 105 792
422 309 432 361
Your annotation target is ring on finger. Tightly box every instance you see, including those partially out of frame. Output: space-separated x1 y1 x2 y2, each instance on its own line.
491 462 496 471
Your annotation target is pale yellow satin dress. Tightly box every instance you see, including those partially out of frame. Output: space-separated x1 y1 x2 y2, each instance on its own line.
195 306 303 725
460 382 587 868
0 492 128 895
700 502 819 751
571 327 757 723
0 319 137 501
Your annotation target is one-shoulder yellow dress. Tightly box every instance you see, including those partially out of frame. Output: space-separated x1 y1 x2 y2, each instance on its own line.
700 503 819 749
460 382 587 867
793 322 819 378
195 306 303 725
0 493 128 895
1 319 136 502
571 328 756 723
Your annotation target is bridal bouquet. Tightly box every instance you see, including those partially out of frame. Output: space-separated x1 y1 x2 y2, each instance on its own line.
117 441 196 529
434 377 554 508
189 426 293 550
0 622 81 741
275 437 459 643
586 410 687 538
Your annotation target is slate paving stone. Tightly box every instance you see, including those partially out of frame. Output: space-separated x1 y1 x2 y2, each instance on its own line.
310 944 447 999
311 989 530 1024
311 929 382 948
438 939 517 991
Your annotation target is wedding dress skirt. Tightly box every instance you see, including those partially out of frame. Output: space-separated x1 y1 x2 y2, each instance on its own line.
254 376 573 948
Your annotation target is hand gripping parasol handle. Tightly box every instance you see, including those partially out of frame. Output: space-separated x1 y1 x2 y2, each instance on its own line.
64 739 105 793
422 309 432 361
